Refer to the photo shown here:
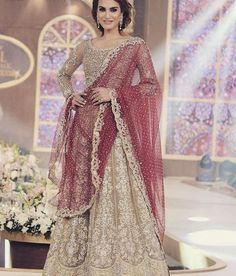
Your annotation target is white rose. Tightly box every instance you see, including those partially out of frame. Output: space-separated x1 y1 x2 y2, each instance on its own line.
0 161 3 172
44 217 53 227
0 215 6 225
16 213 29 225
5 149 14 163
10 170 19 179
31 219 39 227
50 224 56 233
6 221 13 229
38 216 51 227
11 162 20 170
27 209 38 219
36 216 44 224
40 224 49 234
36 205 45 213
22 166 34 177
4 163 11 175
21 226 28 233
21 165 28 177
28 168 34 177
28 154 37 165
0 150 5 163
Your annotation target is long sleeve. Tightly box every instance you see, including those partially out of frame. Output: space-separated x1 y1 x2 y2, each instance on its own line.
133 41 161 97
57 41 86 99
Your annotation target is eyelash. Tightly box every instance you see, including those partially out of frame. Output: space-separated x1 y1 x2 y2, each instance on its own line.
98 8 118 13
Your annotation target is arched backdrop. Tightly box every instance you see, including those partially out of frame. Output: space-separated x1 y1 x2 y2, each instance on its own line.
34 15 96 151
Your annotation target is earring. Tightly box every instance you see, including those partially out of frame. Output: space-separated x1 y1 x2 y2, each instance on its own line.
97 21 100 29
119 16 123 31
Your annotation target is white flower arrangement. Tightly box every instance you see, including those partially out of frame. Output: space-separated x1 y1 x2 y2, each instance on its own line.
0 141 58 239
0 203 56 239
0 142 45 196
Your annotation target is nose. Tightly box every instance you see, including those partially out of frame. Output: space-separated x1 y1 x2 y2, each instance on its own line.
105 10 111 18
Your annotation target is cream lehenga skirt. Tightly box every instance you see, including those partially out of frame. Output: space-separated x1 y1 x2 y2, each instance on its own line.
43 135 170 276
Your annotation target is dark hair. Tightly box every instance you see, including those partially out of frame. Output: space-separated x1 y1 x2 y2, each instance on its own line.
92 0 132 35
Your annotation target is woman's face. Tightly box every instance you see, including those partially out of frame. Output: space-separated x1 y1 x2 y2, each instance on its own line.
97 0 122 32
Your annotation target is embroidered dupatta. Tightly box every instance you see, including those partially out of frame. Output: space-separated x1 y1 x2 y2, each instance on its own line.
48 37 165 242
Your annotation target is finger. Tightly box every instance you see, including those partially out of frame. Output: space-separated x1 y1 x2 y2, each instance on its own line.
93 98 102 105
91 88 101 96
75 102 86 107
91 96 100 104
74 99 86 106
91 93 99 101
80 92 87 98
72 101 81 109
75 102 85 107
74 94 86 101
78 96 87 103
78 98 87 105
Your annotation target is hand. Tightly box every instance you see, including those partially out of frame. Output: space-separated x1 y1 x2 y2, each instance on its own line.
91 87 111 105
71 92 87 109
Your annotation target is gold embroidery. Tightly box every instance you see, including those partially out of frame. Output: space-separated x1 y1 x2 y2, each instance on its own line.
57 41 86 98
109 89 163 241
57 37 144 98
83 44 112 87
55 37 145 218
44 36 169 275
43 137 169 275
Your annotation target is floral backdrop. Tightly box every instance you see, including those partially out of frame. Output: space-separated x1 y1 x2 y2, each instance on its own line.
0 141 57 238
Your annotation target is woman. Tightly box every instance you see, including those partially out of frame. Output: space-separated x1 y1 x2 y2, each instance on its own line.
43 0 170 275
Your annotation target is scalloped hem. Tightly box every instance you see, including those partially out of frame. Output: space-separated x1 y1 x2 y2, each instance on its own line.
43 254 169 276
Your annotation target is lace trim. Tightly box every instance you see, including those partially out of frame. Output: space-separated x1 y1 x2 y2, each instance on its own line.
109 89 163 244
55 37 145 218
49 95 74 185
91 103 109 189
56 103 109 218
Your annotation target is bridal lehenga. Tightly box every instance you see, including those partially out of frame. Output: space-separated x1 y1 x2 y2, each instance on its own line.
43 37 170 275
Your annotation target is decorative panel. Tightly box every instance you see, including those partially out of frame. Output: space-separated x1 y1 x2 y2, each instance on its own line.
164 0 236 160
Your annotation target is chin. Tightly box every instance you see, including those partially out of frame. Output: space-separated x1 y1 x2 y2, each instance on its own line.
101 24 119 31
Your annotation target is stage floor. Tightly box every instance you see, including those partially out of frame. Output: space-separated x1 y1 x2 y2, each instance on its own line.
0 177 235 275
165 176 236 275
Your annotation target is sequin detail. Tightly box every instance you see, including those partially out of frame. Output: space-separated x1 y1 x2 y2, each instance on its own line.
57 41 86 98
43 137 169 276
57 37 144 98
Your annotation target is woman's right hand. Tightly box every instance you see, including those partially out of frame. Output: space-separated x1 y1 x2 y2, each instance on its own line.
71 92 87 109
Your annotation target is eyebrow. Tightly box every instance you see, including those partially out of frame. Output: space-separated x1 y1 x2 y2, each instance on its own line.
98 5 119 8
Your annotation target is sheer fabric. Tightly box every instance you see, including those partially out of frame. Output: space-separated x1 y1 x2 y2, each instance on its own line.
43 136 169 275
49 36 165 242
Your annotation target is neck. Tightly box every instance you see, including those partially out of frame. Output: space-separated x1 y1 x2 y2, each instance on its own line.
102 28 124 40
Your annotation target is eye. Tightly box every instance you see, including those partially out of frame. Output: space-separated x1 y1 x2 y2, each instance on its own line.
110 7 119 12
98 6 105 12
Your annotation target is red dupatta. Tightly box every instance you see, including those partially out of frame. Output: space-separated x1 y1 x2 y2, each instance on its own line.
48 37 165 242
